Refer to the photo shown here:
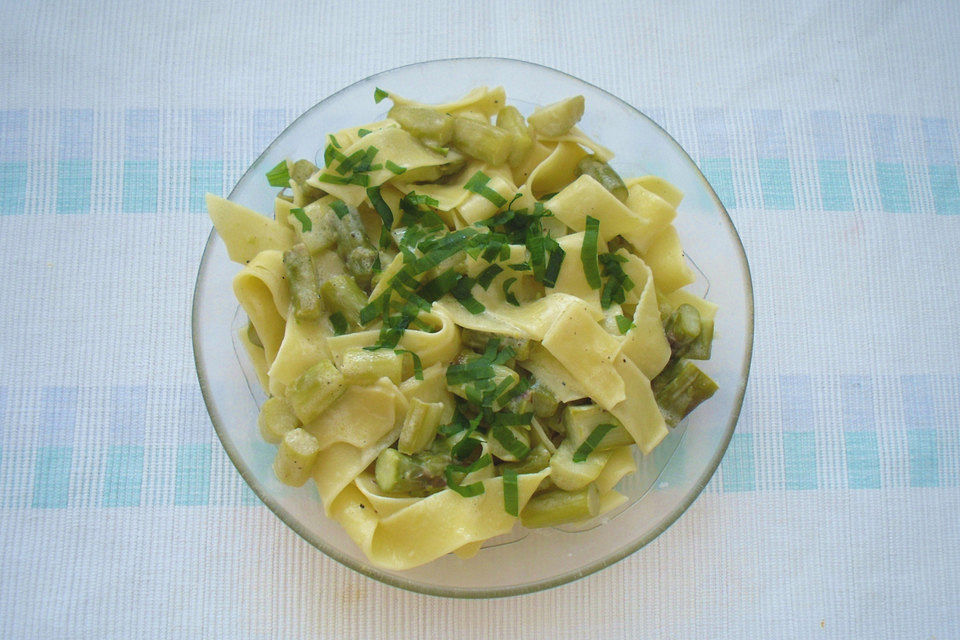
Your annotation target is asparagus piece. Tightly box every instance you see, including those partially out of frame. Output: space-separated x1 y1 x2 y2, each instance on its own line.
374 447 451 497
506 379 559 418
320 274 367 328
388 105 454 144
460 329 531 361
286 359 347 423
680 313 714 360
297 202 338 254
651 359 718 427
451 117 513 165
664 303 702 355
289 159 324 206
273 427 320 487
398 398 445 455
330 207 377 288
520 483 599 528
257 396 300 444
577 156 628 202
527 95 585 137
502 444 551 475
561 404 634 451
283 244 322 320
340 347 404 385
496 106 533 167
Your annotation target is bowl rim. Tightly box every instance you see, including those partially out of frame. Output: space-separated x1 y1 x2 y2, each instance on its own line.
192 55 755 599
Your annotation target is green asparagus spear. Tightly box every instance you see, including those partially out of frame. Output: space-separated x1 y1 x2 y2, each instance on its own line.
286 359 346 423
451 117 513 165
388 105 454 144
496 106 533 167
664 303 702 354
506 379 559 418
398 398 445 455
289 159 324 207
283 244 322 320
577 156 628 202
520 483 599 528
374 447 451 497
460 329 531 361
258 396 300 444
502 444 552 475
527 95 585 137
330 207 377 288
340 347 404 385
273 427 320 487
320 274 367 328
651 359 717 427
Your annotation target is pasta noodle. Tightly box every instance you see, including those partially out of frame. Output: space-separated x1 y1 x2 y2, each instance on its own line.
207 86 718 569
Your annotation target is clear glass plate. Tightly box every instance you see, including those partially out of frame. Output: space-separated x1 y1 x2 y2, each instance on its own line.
192 57 754 597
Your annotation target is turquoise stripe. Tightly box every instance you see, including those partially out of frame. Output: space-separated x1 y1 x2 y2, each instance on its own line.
844 431 880 489
57 159 92 214
175 443 211 506
190 160 222 213
721 433 755 492
782 431 818 490
0 162 27 215
818 159 854 211
875 162 911 213
122 160 158 213
32 446 72 508
907 429 939 487
929 165 960 215
699 157 736 209
758 158 795 210
101 445 144 507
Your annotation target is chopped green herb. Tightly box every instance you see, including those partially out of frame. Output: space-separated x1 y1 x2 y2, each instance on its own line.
357 128 372 137
501 277 520 306
464 171 508 207
329 311 349 335
599 252 635 309
451 276 485 314
542 245 565 288
290 207 311 232
492 425 531 459
615 314 636 334
365 186 394 231
385 160 406 175
355 146 379 172
374 87 388 103
444 454 492 497
572 423 618 462
330 200 349 219
502 467 519 516
336 149 367 175
266 160 290 187
581 215 601 289
476 264 503 289
328 134 342 149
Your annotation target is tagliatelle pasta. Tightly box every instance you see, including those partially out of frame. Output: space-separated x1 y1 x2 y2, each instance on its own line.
207 86 719 570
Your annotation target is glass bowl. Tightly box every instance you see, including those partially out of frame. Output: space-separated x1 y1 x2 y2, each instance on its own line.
192 57 753 597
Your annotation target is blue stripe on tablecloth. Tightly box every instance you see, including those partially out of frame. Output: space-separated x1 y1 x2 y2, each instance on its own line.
753 110 795 210
190 109 224 212
694 109 737 209
33 387 78 508
0 375 956 508
810 111 854 211
869 114 911 213
922 118 960 215
122 109 159 213
3 108 960 216
57 109 94 215
840 376 881 489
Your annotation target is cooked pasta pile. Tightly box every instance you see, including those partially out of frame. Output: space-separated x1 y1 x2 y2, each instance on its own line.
207 87 717 569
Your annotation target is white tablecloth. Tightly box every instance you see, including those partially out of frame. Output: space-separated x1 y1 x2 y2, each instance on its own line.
2 1 959 637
